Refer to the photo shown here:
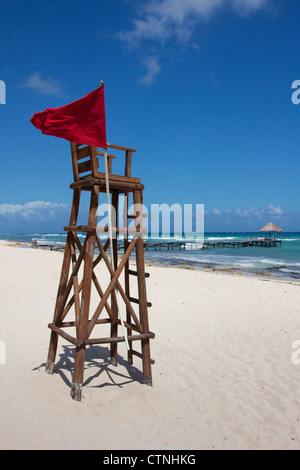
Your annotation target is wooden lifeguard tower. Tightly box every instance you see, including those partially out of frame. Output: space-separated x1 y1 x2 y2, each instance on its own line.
45 142 154 401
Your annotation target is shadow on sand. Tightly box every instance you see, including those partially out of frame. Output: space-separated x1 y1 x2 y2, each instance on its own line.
33 344 144 393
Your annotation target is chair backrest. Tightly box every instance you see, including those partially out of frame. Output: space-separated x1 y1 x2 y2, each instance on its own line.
70 142 136 183
70 144 97 182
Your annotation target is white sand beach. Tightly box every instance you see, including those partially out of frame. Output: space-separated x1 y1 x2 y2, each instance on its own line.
0 239 300 450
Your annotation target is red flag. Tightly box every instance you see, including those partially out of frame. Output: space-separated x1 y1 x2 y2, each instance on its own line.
30 85 107 149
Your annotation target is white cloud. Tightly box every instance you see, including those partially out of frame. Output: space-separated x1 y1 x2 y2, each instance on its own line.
118 0 272 83
140 56 161 84
0 204 22 216
119 0 271 47
209 204 283 220
0 201 69 221
268 204 283 215
119 0 223 47
22 73 65 97
205 204 300 231
212 208 221 215
231 0 270 16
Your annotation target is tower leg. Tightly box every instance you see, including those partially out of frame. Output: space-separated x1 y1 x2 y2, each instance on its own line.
133 189 153 386
110 190 119 366
46 189 81 374
46 237 72 373
123 192 133 365
71 187 99 400
71 345 86 401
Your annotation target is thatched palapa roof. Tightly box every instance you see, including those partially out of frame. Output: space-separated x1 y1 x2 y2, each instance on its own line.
259 223 284 232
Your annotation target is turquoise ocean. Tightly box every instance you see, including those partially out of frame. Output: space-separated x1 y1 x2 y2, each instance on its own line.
1 232 300 281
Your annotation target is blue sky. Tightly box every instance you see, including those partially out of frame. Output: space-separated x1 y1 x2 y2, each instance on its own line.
1 0 300 232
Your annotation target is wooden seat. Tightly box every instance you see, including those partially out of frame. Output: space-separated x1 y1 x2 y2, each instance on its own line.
70 143 142 193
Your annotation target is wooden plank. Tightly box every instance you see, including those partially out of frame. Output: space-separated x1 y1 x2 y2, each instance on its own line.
77 146 91 160
46 233 72 372
60 318 112 328
123 192 133 364
64 225 146 234
128 269 150 278
46 188 82 373
70 142 80 181
70 177 144 192
82 332 154 346
60 270 115 325
93 238 110 268
110 189 119 365
132 349 155 365
133 189 152 386
121 320 140 334
129 213 147 219
97 151 117 159
92 271 114 321
95 171 140 184
64 225 95 232
71 186 99 395
48 324 155 347
96 237 143 334
87 237 138 338
78 159 92 174
96 226 146 234
90 147 99 177
129 296 152 308
70 177 94 189
125 150 132 177
48 323 80 346
69 232 81 336
107 143 136 153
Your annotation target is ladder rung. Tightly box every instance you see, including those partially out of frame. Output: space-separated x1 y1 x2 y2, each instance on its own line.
49 323 155 348
128 269 150 278
127 214 148 219
97 226 146 234
119 320 141 333
132 350 155 364
64 225 146 234
129 296 152 308
64 224 94 232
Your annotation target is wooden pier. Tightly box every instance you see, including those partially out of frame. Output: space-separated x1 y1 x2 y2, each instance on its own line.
143 238 282 250
203 238 282 249
32 237 282 252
